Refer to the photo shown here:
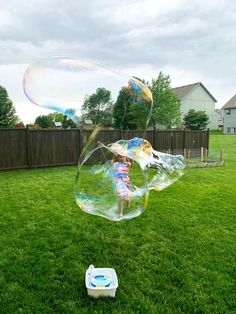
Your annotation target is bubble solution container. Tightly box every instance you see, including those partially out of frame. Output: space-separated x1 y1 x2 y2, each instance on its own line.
85 265 118 298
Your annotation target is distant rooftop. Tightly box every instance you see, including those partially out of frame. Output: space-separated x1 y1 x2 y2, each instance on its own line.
172 82 217 102
84 119 93 125
54 121 62 127
222 94 236 109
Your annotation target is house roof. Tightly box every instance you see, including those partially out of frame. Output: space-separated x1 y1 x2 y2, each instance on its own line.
54 121 62 127
222 94 236 109
84 119 93 125
172 82 217 102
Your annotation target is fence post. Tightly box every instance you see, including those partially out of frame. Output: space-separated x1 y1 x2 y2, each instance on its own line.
204 148 208 162
183 128 187 156
188 149 191 160
153 127 156 149
184 148 186 158
220 148 223 162
78 128 81 161
207 128 210 151
201 147 204 162
26 125 32 168
120 128 122 140
170 132 173 154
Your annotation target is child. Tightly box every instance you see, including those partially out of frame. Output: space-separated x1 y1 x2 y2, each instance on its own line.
112 154 133 217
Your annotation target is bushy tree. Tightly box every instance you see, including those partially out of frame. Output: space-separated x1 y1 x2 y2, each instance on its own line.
62 115 77 129
183 109 209 130
0 85 18 127
113 87 136 130
47 112 64 123
113 86 151 130
34 112 77 128
113 73 181 130
149 72 181 128
47 112 76 128
82 88 113 126
128 102 151 130
34 115 53 128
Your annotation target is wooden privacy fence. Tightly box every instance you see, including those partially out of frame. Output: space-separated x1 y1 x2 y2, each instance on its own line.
0 128 209 170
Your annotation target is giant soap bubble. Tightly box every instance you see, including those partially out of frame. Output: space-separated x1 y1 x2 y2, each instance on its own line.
75 137 185 221
23 57 185 222
23 57 153 126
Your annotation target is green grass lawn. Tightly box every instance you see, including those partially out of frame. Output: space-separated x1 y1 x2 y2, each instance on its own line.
0 134 236 313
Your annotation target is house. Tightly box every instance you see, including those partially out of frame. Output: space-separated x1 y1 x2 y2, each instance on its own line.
221 94 236 134
172 82 218 129
54 121 62 128
215 109 224 129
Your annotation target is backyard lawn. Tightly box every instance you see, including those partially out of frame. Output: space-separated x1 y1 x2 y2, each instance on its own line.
0 133 235 313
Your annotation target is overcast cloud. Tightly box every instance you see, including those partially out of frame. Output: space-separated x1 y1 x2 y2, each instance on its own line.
0 0 235 123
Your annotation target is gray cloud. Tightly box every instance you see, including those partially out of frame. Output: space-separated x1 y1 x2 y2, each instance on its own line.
0 0 236 108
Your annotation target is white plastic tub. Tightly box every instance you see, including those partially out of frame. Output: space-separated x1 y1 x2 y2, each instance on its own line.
85 265 118 298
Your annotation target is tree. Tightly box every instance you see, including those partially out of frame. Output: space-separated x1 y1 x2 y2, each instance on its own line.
0 85 18 128
82 88 113 126
34 115 54 128
113 87 136 130
183 109 209 130
61 115 77 129
128 102 151 130
113 78 152 130
47 112 65 123
128 77 152 129
149 72 181 128
47 112 76 129
34 112 77 128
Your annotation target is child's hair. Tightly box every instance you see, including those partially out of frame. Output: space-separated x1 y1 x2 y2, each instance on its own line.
113 154 126 163
113 154 121 162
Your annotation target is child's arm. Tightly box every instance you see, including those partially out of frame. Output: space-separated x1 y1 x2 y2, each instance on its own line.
127 159 134 167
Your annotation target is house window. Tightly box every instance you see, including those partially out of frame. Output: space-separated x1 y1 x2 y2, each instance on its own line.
227 128 231 134
226 109 231 115
234 128 236 134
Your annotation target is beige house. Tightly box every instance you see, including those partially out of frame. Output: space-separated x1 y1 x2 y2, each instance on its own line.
222 94 236 134
172 82 218 129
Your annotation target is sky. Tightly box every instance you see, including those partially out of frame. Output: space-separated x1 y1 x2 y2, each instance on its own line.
0 0 235 124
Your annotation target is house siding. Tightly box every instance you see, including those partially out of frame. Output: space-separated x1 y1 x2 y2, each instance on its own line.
223 108 236 134
180 85 218 129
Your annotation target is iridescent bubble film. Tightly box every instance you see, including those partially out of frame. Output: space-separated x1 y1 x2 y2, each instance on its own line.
75 138 185 221
23 57 185 222
23 57 153 125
